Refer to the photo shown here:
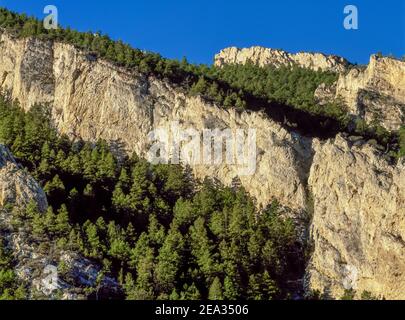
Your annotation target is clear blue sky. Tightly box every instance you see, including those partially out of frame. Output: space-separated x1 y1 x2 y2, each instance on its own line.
2 0 404 65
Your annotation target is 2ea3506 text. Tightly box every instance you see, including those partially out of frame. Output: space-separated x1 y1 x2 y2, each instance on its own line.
155 304 249 318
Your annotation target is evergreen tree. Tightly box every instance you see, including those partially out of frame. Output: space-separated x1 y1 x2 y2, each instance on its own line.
55 204 71 236
208 277 224 300
155 225 184 293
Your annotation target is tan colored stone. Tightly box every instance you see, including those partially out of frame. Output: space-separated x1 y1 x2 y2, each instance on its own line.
307 134 405 299
0 144 47 212
0 31 313 211
0 31 404 300
214 46 350 73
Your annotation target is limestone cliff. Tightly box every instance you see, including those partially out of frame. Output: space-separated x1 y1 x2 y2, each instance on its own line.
317 55 405 131
307 135 405 299
0 30 404 299
214 46 351 73
215 46 405 131
0 30 313 212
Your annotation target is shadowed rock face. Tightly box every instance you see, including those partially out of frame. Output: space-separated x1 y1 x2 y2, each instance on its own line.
0 30 404 299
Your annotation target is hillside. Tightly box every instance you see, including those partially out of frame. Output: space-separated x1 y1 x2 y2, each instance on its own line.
0 7 404 300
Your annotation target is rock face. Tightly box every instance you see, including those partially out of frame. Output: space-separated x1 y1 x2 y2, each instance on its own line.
0 30 313 212
0 145 47 212
307 135 405 299
0 30 404 299
214 46 351 73
316 55 405 131
215 47 405 131
0 144 121 300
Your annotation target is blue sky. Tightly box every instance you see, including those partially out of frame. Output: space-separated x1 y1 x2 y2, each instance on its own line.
1 0 404 65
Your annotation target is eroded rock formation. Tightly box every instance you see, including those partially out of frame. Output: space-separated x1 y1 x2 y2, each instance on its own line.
215 46 405 131
307 135 405 299
316 55 405 131
0 30 314 212
0 30 404 299
0 144 47 211
214 46 351 73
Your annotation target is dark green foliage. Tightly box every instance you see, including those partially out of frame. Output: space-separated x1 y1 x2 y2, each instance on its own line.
399 126 405 158
212 62 341 118
0 240 27 300
340 289 356 300
360 291 380 300
0 7 399 300
0 98 304 300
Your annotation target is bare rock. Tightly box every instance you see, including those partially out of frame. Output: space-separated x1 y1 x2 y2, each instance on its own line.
0 144 121 300
214 46 351 73
0 144 47 212
0 31 404 300
0 32 314 212
318 56 405 131
307 134 405 299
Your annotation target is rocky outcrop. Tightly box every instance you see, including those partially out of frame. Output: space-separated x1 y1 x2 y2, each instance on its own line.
215 46 405 131
0 145 47 212
0 144 121 300
0 30 404 300
214 46 351 73
315 55 405 131
307 134 405 299
9 231 122 300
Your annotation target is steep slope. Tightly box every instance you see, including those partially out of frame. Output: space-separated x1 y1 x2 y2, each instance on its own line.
315 55 405 131
214 46 405 131
0 30 313 212
307 135 405 299
0 144 121 299
0 30 404 299
0 144 47 211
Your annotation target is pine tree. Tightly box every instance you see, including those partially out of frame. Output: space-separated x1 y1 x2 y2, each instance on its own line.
247 274 262 300
155 226 184 293
43 174 66 203
190 76 208 96
180 283 201 300
147 215 166 246
223 276 239 300
55 204 71 236
208 277 224 300
133 246 155 300
85 222 102 258
32 211 46 238
124 273 137 300
126 223 136 244
109 238 130 262
190 217 216 280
